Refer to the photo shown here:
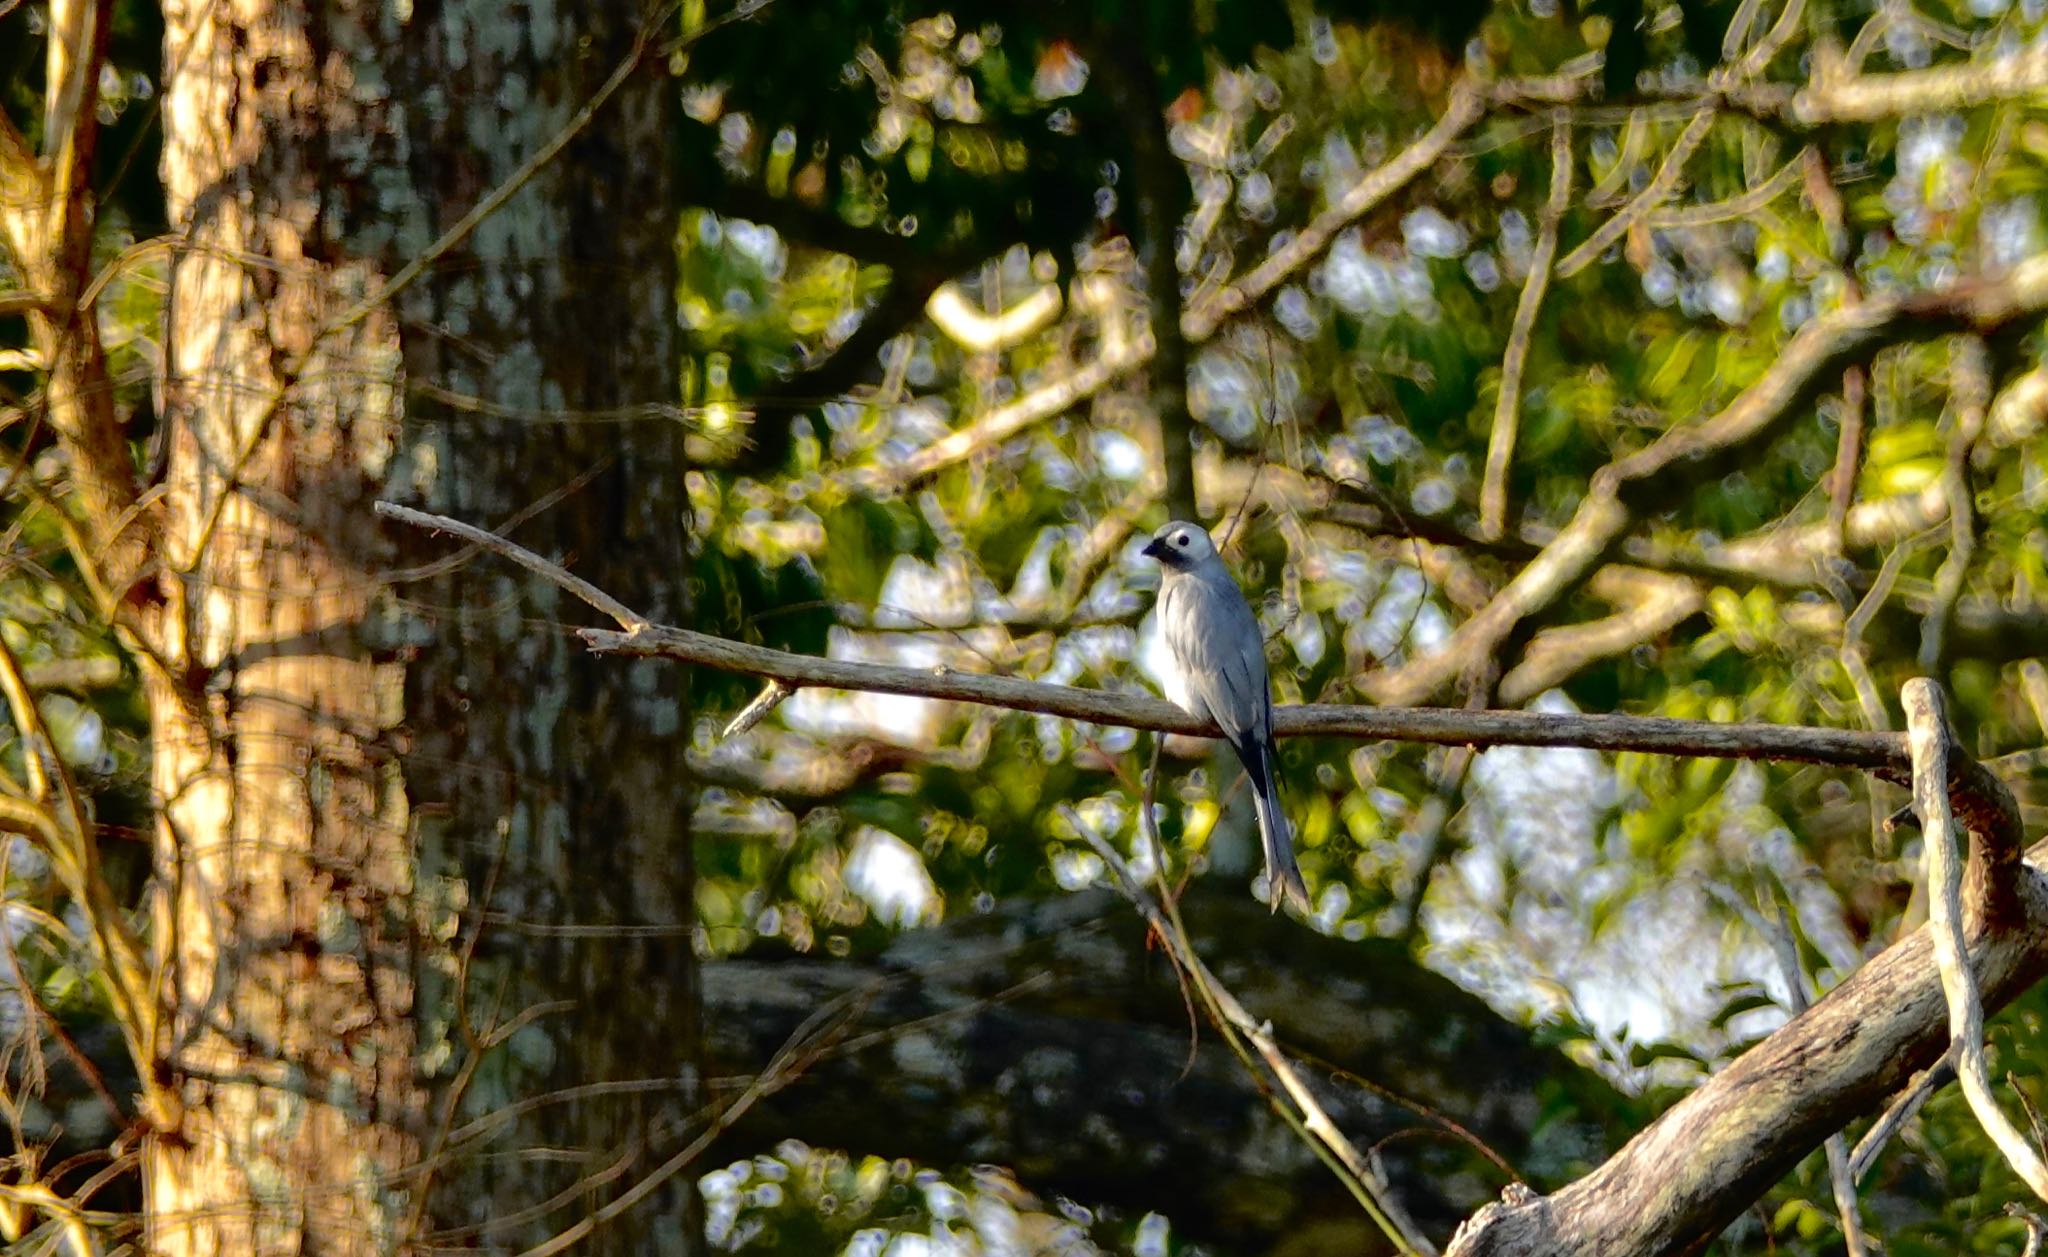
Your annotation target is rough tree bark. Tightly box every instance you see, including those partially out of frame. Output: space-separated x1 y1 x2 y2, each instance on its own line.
151 1 695 1252
152 3 419 1250
364 3 701 1252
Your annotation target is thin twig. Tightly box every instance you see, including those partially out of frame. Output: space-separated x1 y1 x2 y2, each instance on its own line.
1850 1048 1953 1183
1644 148 1809 228
1480 113 1571 542
1901 678 2048 1202
1061 798 1432 1255
379 499 2047 854
722 679 795 739
1760 887 1867 1254
374 501 646 629
0 636 153 1092
1920 337 1989 670
1184 82 1488 340
1555 108 1717 279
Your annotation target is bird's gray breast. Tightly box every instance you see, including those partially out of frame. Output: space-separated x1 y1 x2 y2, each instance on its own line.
1158 568 1270 741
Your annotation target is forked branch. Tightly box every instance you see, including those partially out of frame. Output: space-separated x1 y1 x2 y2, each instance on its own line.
1446 677 2044 1257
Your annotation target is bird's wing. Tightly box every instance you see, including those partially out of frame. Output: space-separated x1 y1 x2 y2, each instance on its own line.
1161 570 1272 747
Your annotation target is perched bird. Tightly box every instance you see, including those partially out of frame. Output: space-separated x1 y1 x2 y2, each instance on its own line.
1142 520 1311 913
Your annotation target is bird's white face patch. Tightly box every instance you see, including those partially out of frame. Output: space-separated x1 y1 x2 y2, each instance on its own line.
1154 524 1214 562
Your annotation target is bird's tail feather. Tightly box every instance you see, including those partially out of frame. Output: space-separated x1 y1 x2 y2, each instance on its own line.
1245 743 1311 914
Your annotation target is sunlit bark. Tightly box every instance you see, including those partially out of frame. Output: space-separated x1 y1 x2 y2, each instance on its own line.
151 3 417 1250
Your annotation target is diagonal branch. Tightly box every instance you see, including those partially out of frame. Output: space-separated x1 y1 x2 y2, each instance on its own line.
1183 82 1488 341
1364 252 2048 708
1065 781 1433 1256
1554 107 1716 280
1446 750 2045 1253
882 326 1148 490
1480 113 1571 541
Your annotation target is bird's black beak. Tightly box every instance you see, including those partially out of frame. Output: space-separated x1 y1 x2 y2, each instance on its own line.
1141 537 1167 560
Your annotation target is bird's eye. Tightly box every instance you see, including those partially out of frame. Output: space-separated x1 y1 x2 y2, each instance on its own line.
1174 534 1189 547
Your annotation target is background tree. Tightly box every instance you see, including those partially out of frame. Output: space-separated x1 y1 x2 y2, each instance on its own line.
3 0 698 1251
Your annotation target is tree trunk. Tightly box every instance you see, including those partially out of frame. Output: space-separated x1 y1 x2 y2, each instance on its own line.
151 2 695 1253
364 4 701 1253
707 886 1629 1256
151 3 419 1250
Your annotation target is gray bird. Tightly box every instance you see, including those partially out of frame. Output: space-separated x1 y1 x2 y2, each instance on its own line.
1142 520 1311 913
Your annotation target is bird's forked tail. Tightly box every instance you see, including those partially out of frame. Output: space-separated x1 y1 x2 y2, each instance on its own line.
1244 740 1311 914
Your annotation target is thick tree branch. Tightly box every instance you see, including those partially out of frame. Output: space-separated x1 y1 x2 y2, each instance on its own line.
1365 253 2048 707
1445 679 2032 1257
1448 818 2047 1251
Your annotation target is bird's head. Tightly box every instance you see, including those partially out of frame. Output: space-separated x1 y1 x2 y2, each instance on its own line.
1141 520 1217 571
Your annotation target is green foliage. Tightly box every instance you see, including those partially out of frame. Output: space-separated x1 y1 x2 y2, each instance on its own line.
669 0 2048 1244
13 0 2048 1248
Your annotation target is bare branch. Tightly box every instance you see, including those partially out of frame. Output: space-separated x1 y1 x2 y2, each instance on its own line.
1183 82 1488 340
1446 829 2048 1255
1901 678 2048 1201
1644 148 1808 229
373 500 647 630
1365 252 2048 707
721 679 796 739
1496 570 1703 705
1481 113 1570 542
1554 107 1716 280
880 328 1148 490
1850 1049 1952 1183
1797 41 2048 124
379 501 2048 803
1064 774 1432 1255
0 637 154 1109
